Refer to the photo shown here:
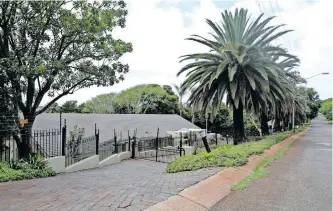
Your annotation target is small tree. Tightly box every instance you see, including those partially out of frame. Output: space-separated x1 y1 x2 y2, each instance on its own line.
68 125 85 157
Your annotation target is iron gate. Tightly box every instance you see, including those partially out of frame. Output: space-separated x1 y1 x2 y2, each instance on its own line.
132 136 185 163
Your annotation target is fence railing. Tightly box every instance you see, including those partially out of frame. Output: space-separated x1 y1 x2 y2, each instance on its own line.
65 134 98 167
0 129 63 162
0 134 18 162
33 129 62 158
138 136 174 152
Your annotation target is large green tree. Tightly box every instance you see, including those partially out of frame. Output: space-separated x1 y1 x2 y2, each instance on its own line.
0 1 132 158
177 8 298 144
83 93 117 114
320 98 332 121
61 100 79 113
305 87 320 120
113 84 179 114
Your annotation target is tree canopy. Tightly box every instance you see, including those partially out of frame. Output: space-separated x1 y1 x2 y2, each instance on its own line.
113 84 179 114
0 1 132 158
177 8 299 143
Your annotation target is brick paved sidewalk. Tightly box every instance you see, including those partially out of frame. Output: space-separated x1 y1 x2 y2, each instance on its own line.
0 159 221 211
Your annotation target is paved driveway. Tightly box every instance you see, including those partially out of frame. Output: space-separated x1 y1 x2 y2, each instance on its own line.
0 159 221 211
210 115 332 211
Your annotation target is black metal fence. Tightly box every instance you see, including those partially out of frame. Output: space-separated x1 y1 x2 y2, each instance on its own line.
0 133 18 162
0 129 63 162
99 130 130 162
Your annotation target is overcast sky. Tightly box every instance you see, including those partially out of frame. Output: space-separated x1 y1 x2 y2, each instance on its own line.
41 0 333 106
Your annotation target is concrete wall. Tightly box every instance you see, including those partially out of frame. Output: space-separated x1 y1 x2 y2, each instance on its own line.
183 146 195 156
119 151 131 161
99 154 120 167
47 156 66 173
98 151 131 167
65 155 99 173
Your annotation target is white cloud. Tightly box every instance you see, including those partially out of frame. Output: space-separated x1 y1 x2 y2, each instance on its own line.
43 0 333 106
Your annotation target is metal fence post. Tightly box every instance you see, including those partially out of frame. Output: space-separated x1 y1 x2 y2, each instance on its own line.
215 133 218 146
131 136 136 159
114 129 118 154
61 119 67 156
179 133 183 156
155 127 159 162
128 130 130 151
95 126 99 155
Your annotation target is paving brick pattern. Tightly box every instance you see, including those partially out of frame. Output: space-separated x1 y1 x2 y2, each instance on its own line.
0 160 221 211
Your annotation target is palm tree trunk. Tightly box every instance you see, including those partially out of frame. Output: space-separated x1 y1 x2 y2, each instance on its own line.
233 103 245 145
288 114 293 131
201 136 211 153
191 106 195 123
179 97 182 117
274 116 281 132
260 112 269 135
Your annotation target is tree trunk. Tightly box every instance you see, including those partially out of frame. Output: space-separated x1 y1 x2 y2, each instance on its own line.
191 106 195 123
201 136 211 153
288 114 293 131
260 113 269 135
232 103 245 145
16 112 35 159
274 117 281 132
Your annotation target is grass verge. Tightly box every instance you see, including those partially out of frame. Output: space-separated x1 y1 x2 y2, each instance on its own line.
231 142 293 191
166 125 308 173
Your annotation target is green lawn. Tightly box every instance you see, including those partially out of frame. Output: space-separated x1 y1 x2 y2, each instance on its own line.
166 126 308 173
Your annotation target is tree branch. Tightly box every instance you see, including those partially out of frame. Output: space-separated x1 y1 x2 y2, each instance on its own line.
35 77 91 115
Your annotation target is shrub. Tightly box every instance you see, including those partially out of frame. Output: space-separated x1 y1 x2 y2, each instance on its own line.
166 127 306 173
0 154 56 183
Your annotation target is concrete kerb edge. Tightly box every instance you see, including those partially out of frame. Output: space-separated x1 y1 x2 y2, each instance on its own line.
144 129 307 211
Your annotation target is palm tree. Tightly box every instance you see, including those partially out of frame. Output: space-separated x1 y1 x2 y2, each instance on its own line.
177 8 299 144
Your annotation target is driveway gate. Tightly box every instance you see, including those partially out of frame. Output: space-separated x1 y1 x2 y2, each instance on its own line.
132 136 185 163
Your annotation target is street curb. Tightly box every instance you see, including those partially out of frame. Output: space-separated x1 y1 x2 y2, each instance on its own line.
144 130 306 211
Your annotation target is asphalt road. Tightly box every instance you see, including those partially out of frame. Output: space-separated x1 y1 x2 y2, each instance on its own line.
210 115 332 211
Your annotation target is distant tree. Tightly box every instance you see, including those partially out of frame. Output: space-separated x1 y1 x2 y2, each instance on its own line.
61 100 79 113
0 1 132 158
48 102 61 113
305 87 320 119
114 84 179 114
77 103 87 114
173 84 185 117
184 103 233 133
320 98 332 121
84 93 117 114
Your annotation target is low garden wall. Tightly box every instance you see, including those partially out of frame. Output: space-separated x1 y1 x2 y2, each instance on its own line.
47 151 132 173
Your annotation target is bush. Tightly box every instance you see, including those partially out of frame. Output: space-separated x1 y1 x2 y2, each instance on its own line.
0 154 56 183
166 128 303 173
320 98 332 121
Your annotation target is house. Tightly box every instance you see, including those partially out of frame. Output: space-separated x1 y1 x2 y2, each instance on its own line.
32 113 201 142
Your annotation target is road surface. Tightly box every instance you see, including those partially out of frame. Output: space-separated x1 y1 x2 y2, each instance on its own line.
210 115 332 211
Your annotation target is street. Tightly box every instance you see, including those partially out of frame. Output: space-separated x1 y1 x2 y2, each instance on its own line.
210 115 332 211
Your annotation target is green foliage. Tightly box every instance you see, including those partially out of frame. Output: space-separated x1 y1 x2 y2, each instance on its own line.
113 84 179 114
177 8 299 143
166 129 302 173
61 100 80 113
0 1 132 157
83 93 118 114
320 98 332 121
183 103 233 132
1 154 56 182
305 88 321 119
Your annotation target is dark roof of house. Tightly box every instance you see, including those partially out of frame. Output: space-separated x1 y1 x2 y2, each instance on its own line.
33 113 200 142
